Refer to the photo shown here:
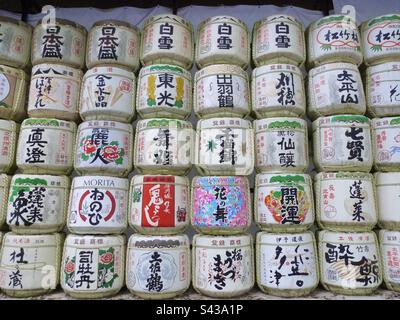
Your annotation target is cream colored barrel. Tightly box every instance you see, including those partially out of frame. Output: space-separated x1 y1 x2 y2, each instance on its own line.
28 63 82 121
191 176 251 235
366 62 400 117
75 120 133 177
0 64 28 121
252 64 305 118
361 14 400 66
318 230 382 295
196 16 250 69
137 64 192 120
372 117 400 171
7 174 70 234
0 232 63 297
80 66 136 122
194 64 250 118
192 233 254 298
0 174 10 230
314 172 378 232
16 118 76 175
86 20 140 72
307 62 366 120
0 16 32 69
252 15 306 67
312 115 373 172
254 173 314 232
140 14 194 70
195 117 254 176
126 234 190 299
375 172 400 230
134 118 193 175
129 175 189 235
67 176 128 235
307 15 362 68
32 19 87 69
379 230 400 292
255 117 308 173
0 120 18 173
60 234 125 298
256 231 319 297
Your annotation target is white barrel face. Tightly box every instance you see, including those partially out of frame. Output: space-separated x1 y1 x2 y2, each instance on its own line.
379 230 400 288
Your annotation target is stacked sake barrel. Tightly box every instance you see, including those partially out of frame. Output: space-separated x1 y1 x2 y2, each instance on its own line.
361 14 400 293
125 14 193 299
191 16 255 298
308 15 384 295
0 18 82 297
252 15 319 297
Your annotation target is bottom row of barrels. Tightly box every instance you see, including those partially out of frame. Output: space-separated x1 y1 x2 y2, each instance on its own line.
0 230 398 299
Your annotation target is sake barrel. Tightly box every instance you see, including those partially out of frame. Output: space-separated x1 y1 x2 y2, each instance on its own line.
0 174 10 230
312 115 373 172
307 63 366 120
80 66 136 122
196 16 250 69
375 172 400 230
7 174 70 234
191 176 251 235
129 175 189 235
256 231 319 297
137 64 192 120
252 64 306 118
141 14 194 70
194 64 250 118
67 176 128 234
0 120 18 173
252 15 306 67
61 234 125 298
0 233 63 297
134 118 193 175
379 229 400 292
86 20 140 72
196 118 254 176
361 14 400 66
32 19 87 69
255 117 308 173
318 230 382 295
372 117 400 171
0 17 32 69
193 233 254 298
314 172 378 232
307 15 362 68
16 118 76 175
75 120 133 177
0 65 28 121
255 173 314 232
126 234 190 299
28 63 83 121
366 62 400 117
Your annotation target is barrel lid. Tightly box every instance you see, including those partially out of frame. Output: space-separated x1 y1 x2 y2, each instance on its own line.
128 234 189 248
193 233 252 247
72 175 128 188
35 18 87 33
361 14 400 29
0 119 16 131
372 116 400 129
256 173 311 184
375 171 400 185
132 175 189 186
22 118 77 131
318 230 377 243
309 62 360 76
195 64 248 79
367 61 400 75
142 14 193 31
314 171 373 181
91 19 138 31
192 176 249 188
312 115 370 131
65 234 125 247
378 229 400 244
31 63 83 77
137 118 193 130
311 14 357 29
252 63 303 76
84 65 135 80
255 117 306 132
139 64 190 77
11 174 70 186
0 16 32 30
3 232 60 245
79 120 133 132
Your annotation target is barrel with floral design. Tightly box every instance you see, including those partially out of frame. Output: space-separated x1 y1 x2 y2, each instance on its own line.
191 176 251 235
75 120 133 177
61 234 125 298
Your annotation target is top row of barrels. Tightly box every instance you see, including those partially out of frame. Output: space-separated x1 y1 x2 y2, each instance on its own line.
0 13 399 71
